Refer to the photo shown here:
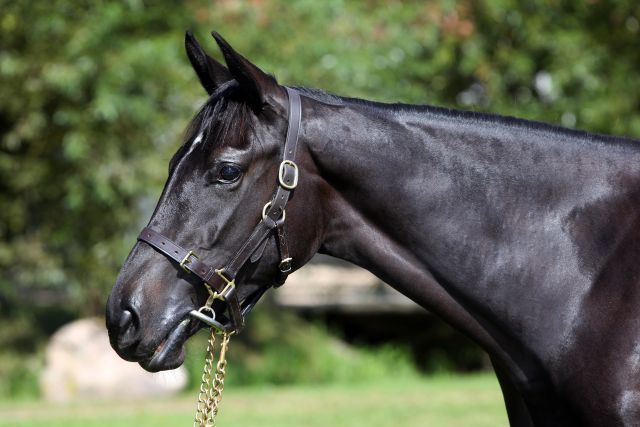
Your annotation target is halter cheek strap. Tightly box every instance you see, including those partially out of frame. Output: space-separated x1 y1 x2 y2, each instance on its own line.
137 87 302 333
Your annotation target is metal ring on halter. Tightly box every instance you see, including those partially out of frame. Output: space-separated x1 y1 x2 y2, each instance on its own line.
262 201 286 221
189 307 233 333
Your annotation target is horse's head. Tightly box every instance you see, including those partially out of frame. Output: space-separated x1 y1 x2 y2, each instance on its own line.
106 32 325 372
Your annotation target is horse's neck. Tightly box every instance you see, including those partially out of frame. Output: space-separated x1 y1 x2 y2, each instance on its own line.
310 102 570 283
308 99 640 359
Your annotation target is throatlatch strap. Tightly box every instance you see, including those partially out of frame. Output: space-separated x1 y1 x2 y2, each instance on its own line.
264 87 301 224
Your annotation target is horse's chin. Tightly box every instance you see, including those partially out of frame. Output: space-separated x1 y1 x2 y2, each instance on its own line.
139 317 199 372
138 285 269 372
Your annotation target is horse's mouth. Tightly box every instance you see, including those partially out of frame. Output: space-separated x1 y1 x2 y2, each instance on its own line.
139 286 268 372
139 316 199 372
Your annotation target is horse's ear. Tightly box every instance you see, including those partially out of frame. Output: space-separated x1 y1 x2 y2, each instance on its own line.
185 31 232 95
211 32 282 109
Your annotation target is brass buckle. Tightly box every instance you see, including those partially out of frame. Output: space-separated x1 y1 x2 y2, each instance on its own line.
278 160 299 190
262 201 286 222
179 250 199 272
213 269 236 301
279 257 293 273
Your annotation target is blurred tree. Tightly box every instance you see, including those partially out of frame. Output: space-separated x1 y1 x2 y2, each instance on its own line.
0 1 201 316
0 0 639 396
0 2 204 389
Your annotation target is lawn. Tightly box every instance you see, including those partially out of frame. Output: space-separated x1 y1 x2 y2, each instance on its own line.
0 373 508 427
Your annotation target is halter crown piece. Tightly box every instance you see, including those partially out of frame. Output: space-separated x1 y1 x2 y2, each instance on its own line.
136 86 302 334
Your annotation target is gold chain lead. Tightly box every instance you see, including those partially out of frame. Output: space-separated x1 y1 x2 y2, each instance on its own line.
194 329 231 427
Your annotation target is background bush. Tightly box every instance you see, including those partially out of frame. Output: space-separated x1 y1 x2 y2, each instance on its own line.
184 307 417 388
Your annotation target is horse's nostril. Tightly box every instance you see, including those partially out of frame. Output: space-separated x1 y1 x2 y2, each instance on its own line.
119 309 133 329
116 306 142 351
106 291 146 361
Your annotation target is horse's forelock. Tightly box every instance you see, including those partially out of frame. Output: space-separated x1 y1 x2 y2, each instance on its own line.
179 82 253 161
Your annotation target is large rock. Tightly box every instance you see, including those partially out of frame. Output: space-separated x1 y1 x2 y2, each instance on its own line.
41 317 187 401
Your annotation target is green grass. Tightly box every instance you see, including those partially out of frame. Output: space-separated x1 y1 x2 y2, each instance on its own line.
0 373 508 427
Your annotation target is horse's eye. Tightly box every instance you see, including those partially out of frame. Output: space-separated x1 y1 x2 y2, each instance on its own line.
218 164 242 183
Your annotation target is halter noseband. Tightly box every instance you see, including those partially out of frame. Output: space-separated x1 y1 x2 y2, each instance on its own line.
136 86 302 334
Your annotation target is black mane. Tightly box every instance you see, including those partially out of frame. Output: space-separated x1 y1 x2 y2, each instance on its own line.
296 86 638 147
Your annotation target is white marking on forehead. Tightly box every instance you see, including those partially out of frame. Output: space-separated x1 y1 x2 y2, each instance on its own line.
182 131 204 159
193 131 204 146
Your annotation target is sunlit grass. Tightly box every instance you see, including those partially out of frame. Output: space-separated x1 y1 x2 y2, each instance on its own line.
0 373 507 427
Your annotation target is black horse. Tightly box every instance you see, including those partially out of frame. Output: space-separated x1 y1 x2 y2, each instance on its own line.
106 32 640 426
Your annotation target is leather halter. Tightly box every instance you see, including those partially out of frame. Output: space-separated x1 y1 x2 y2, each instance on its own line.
137 86 302 334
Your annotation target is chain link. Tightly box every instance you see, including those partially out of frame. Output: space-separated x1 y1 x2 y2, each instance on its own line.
194 329 232 427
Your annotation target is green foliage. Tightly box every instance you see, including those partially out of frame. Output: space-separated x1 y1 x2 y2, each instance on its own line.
0 1 204 396
0 351 40 399
0 1 202 314
184 306 416 387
